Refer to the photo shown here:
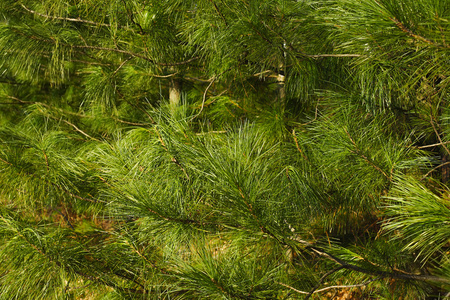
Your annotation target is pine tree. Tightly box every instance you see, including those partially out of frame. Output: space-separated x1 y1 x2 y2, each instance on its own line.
1 0 450 299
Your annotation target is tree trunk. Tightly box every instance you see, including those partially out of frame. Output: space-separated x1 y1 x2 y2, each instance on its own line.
169 77 182 115
277 72 286 108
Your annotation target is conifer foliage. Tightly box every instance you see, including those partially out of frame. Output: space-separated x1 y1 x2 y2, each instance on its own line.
1 0 450 299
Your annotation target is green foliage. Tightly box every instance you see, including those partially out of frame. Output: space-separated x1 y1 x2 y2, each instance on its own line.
1 0 450 299
384 176 450 263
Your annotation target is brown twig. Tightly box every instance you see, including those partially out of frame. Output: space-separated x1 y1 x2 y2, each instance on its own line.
190 69 231 121
306 54 363 58
292 129 307 160
0 157 13 166
418 141 450 149
277 277 381 296
190 76 216 121
60 119 100 142
42 150 50 171
421 161 450 181
113 56 133 75
147 72 179 78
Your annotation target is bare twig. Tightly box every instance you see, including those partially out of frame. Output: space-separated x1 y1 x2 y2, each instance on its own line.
112 117 151 126
306 54 363 58
147 72 179 78
0 157 13 166
60 119 100 142
190 76 216 121
418 141 450 149
69 43 200 66
276 281 309 294
42 150 50 171
314 277 381 294
253 70 275 77
305 266 345 300
190 69 231 121
430 115 450 156
196 130 227 136
184 76 212 83
292 129 307 160
301 98 320 125
113 56 133 75
421 161 450 181
21 4 111 27
277 277 381 296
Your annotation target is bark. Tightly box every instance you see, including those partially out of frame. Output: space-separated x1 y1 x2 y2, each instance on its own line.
169 77 182 114
277 73 286 106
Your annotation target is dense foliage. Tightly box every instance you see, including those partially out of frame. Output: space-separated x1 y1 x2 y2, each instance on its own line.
1 0 450 299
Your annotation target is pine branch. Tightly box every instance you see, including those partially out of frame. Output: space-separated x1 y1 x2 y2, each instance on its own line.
0 215 46 257
0 156 13 166
4 95 87 118
0 154 102 204
208 0 228 26
4 95 150 129
69 44 200 67
122 239 168 274
307 245 450 284
388 16 446 48
145 207 212 226
191 69 230 121
154 127 190 180
120 0 144 34
344 129 391 181
11 28 200 67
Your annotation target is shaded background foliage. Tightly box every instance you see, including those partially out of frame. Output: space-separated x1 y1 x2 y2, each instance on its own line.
1 0 450 299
